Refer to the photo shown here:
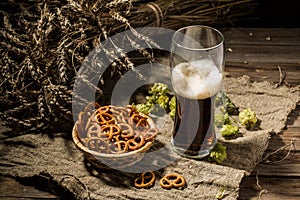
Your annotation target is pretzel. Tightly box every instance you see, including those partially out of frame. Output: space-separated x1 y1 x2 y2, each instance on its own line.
110 141 128 154
96 105 111 114
100 124 121 140
87 137 110 153
125 105 139 115
160 173 186 189
86 123 106 138
142 128 159 142
118 123 135 139
94 112 116 125
127 135 145 150
134 171 156 189
129 113 149 129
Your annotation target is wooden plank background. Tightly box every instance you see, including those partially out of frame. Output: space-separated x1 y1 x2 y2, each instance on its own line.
224 28 300 200
0 28 299 200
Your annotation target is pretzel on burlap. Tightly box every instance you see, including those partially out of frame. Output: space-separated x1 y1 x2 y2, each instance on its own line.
134 171 156 189
76 103 159 154
160 173 186 189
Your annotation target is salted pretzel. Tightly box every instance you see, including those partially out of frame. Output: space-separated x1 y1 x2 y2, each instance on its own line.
160 173 186 189
86 123 107 138
129 113 149 129
142 128 159 142
87 137 110 153
96 105 111 114
127 135 145 150
109 141 129 154
94 112 116 125
118 123 135 139
134 171 156 189
109 106 131 124
100 124 121 140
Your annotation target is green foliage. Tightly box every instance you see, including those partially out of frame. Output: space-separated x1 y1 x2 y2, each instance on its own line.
169 96 176 120
239 108 258 129
215 113 231 127
133 83 175 118
208 143 227 164
220 124 239 137
216 93 239 115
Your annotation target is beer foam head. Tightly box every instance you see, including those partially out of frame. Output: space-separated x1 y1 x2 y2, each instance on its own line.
171 59 222 99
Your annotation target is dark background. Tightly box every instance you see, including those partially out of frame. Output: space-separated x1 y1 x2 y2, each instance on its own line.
242 0 300 27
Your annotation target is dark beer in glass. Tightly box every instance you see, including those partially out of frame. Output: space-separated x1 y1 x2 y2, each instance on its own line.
170 26 224 158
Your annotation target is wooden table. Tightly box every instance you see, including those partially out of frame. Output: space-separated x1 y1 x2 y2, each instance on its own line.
0 28 299 200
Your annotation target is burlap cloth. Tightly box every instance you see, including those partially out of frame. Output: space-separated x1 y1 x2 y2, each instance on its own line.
1 75 299 200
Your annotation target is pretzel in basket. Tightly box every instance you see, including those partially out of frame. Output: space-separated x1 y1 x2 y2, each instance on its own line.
86 123 104 138
100 124 121 140
118 123 135 139
94 112 116 125
77 104 159 154
141 128 159 142
134 171 156 189
97 105 111 113
129 113 149 129
109 141 129 154
87 137 110 153
127 135 145 151
160 173 186 189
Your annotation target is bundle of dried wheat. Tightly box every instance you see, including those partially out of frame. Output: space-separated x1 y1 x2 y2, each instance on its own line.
0 0 258 135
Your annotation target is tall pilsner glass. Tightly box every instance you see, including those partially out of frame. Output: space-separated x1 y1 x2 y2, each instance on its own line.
170 25 224 159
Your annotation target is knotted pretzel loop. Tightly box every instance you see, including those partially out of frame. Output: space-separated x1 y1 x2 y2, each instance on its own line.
87 137 110 153
126 105 139 116
110 141 129 154
127 135 145 150
143 128 159 142
130 113 149 129
160 173 186 189
109 106 131 124
86 123 106 138
118 123 135 139
134 171 156 189
94 112 116 125
100 124 121 140
96 105 111 114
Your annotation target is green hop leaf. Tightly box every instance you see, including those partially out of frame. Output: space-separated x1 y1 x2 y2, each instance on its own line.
220 124 239 137
169 96 176 119
157 95 169 109
149 83 169 96
215 113 231 127
239 108 257 129
132 103 152 115
208 143 227 164
216 93 239 115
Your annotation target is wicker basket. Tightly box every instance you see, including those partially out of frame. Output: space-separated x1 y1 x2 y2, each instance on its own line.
72 115 156 170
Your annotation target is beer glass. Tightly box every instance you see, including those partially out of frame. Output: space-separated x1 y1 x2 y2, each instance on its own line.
170 25 224 159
